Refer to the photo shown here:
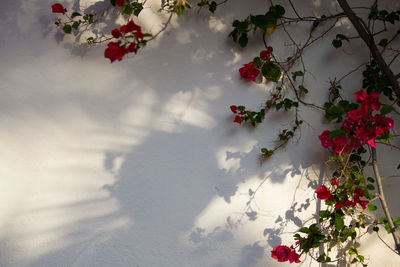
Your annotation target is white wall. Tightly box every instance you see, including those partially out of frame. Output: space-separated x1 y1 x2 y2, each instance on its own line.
0 0 399 266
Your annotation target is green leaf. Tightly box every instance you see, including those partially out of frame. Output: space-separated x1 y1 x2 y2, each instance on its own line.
385 12 399 24
291 70 304 81
378 38 388 47
176 3 185 16
329 129 346 139
366 184 375 190
209 1 217 13
134 8 141 16
316 254 325 262
380 104 394 115
62 24 72 34
299 227 309 233
72 21 80 30
270 5 285 17
71 12 82 18
358 255 365 262
299 85 308 94
238 33 248 48
253 57 263 67
367 177 375 183
335 216 345 231
250 14 276 31
348 245 358 255
262 61 281 82
122 5 133 15
325 105 343 122
332 39 342 48
368 203 378 211
319 210 330 218
373 226 379 232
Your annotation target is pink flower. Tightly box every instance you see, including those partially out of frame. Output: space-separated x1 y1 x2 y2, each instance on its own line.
239 62 260 81
112 29 122 38
230 105 237 113
234 115 242 123
51 3 67 14
271 245 291 262
315 185 332 200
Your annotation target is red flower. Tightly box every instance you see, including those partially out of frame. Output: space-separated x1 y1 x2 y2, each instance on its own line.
260 47 273 61
51 3 67 14
347 109 363 121
116 0 125 7
239 62 260 81
104 41 127 63
345 200 355 207
315 185 332 200
335 201 344 209
127 43 137 53
230 105 238 113
353 188 364 197
331 178 339 186
271 245 301 263
234 115 242 123
134 28 144 39
288 250 301 263
112 29 122 38
332 136 349 155
271 245 291 262
318 130 332 148
120 20 141 34
354 89 368 102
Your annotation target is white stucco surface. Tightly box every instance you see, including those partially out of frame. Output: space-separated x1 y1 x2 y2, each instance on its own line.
0 0 399 266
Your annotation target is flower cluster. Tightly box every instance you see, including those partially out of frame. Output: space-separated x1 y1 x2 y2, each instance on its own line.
105 20 145 63
230 105 246 123
271 245 301 263
52 3 67 14
315 184 370 210
319 89 394 154
239 47 273 81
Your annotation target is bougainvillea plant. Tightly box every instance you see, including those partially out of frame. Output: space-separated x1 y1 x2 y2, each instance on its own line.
51 0 400 265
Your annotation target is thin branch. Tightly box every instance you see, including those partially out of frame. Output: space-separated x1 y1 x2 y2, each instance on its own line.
371 148 400 253
288 0 301 19
337 0 400 99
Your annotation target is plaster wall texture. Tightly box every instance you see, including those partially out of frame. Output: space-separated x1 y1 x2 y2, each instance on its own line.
0 0 399 266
